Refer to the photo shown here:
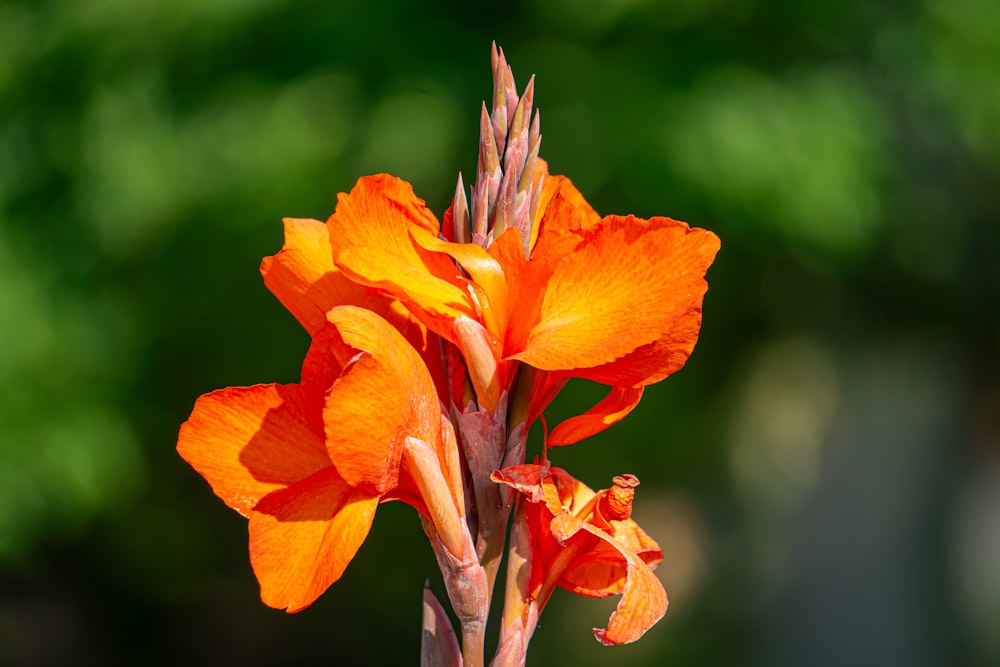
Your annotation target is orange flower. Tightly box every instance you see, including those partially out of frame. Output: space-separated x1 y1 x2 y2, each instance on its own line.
326 168 720 442
491 464 667 645
177 305 464 612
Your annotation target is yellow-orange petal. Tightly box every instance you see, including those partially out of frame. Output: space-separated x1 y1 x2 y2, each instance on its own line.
260 217 387 335
411 225 512 345
249 466 380 612
328 175 474 338
512 216 720 372
547 386 644 447
177 384 330 517
321 305 442 495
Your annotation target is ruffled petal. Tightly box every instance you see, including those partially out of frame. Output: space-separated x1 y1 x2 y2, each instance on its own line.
177 384 330 517
328 175 475 337
249 466 380 612
512 215 720 372
547 387 644 447
320 305 442 495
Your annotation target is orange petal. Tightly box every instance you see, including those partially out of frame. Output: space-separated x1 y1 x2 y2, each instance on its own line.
328 175 474 337
570 311 707 387
557 517 663 596
249 466 380 612
321 306 442 494
177 384 330 517
524 369 569 428
512 216 720 372
531 174 601 257
412 225 512 345
547 386 644 447
607 518 664 569
587 530 667 645
260 217 391 335
491 463 549 503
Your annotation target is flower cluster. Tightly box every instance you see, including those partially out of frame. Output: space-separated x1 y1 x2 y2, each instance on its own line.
178 45 719 666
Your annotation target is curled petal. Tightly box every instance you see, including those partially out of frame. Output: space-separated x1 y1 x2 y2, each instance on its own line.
490 463 550 504
321 306 442 495
249 466 380 613
548 386 644 447
588 533 667 645
177 384 330 516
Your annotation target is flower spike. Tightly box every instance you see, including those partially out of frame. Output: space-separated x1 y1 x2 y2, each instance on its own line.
466 43 545 254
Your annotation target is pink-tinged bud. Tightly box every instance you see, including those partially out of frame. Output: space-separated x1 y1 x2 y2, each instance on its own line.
492 43 518 124
493 165 518 238
453 173 470 245
463 44 545 256
421 584 462 667
491 104 508 158
519 112 541 194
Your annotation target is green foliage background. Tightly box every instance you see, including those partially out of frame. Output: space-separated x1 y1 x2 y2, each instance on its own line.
2 0 998 664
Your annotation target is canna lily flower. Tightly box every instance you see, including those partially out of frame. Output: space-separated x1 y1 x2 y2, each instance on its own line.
491 463 667 646
178 45 717 664
326 169 720 443
177 305 467 612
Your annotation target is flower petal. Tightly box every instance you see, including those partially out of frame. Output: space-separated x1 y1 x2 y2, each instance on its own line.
328 175 474 337
177 384 330 517
531 175 601 255
512 216 720 372
547 387 644 447
412 226 512 346
261 217 393 335
249 466 380 612
570 312 708 388
321 305 442 494
587 531 667 645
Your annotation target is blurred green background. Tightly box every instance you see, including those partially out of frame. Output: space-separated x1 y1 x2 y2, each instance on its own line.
1 0 998 664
